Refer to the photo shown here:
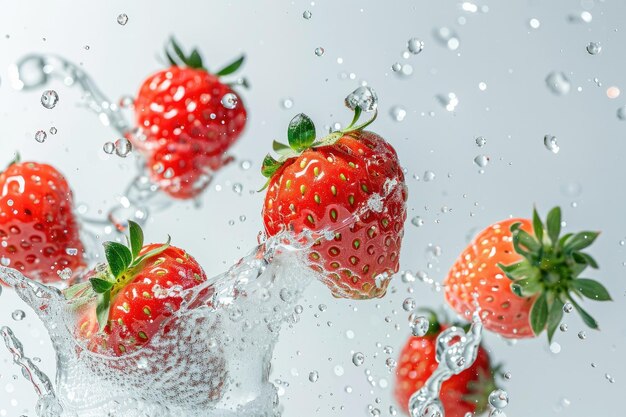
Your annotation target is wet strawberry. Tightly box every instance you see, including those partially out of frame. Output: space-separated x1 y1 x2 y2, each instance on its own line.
0 157 85 284
69 221 207 356
444 207 611 341
395 317 497 417
132 38 247 199
261 108 407 299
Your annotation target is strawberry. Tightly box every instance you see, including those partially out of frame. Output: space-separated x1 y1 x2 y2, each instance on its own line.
444 207 611 341
394 316 497 417
0 156 85 284
132 37 247 199
67 221 207 356
261 107 407 299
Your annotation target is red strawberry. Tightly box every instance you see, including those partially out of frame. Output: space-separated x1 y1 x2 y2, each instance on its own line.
132 38 247 199
395 317 497 417
261 109 407 299
0 157 85 284
444 207 611 341
68 221 207 356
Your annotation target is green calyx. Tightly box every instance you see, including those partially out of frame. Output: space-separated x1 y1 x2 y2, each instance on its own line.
165 37 246 80
89 221 170 332
259 106 378 190
463 364 499 415
497 206 611 342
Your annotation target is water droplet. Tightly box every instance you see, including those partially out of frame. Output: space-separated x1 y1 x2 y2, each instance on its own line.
303 10 312 19
568 11 593 24
478 82 487 91
410 315 429 337
345 86 378 112
475 136 486 147
503 372 512 380
314 47 325 56
546 72 571 96
423 170 436 182
279 288 293 302
40 90 59 109
56 267 72 280
578 331 587 340
411 216 424 227
352 352 365 366
436 92 459 111
34 130 47 143
488 409 506 417
529 18 541 29
49 127 57 135
119 95 134 108
543 135 560 154
103 142 115 154
433 26 460 50
114 138 132 157
549 342 561 354
308 371 319 382
563 303 573 313
232 183 243 195
1 256 10 266
389 106 407 122
489 389 509 409
586 42 602 55
407 38 424 54
221 93 238 109
402 298 416 312
65 248 78 256
12 310 25 321
559 323 568 332
117 13 129 25
385 358 397 371
281 98 293 109
617 106 626 120
240 160 252 170
605 373 615 383
391 62 402 72
84 45 90 50
473 155 489 168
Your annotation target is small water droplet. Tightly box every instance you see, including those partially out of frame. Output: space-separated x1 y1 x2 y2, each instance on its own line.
436 92 459 111
49 127 57 135
423 171 436 182
605 373 615 383
56 267 72 280
308 371 318 382
559 323 568 332
84 45 90 50
232 183 243 195
12 310 25 321
352 352 365 366
563 303 573 313
345 86 378 112
433 26 460 50
303 10 312 19
281 98 293 109
475 136 486 147
409 315 429 337
314 47 325 56
546 72 571 96
389 106 407 122
544 135 560 154
473 155 489 168
489 389 509 409
391 62 402 72
617 106 626 120
586 42 602 55
40 90 59 109
402 298 416 312
503 372 512 380
117 13 129 26
103 142 115 154
578 331 587 340
114 138 132 157
1 256 10 266
34 130 47 143
529 18 541 29
240 160 252 170
407 38 424 54
411 216 424 227
65 248 78 256
221 93 238 109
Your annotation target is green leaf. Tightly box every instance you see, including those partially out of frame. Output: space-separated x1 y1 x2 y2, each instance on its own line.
272 140 291 153
312 131 343 148
287 113 316 152
165 50 178 67
103 241 132 278
532 207 543 243
530 292 549 336
128 221 144 259
546 206 561 245
509 277 542 297
170 37 187 64
132 236 171 268
216 55 245 76
573 252 599 269
564 231 599 252
514 229 541 252
546 297 564 342
558 233 573 248
569 297 599 329
573 278 612 301
96 291 111 332
187 49 204 69
261 154 282 178
90 278 113 294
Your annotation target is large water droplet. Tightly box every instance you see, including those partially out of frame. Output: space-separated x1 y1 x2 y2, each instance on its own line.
40 90 59 109
221 93 238 109
489 389 509 409
352 352 365 366
546 72 571 96
410 315 429 337
402 298 416 312
544 135 560 154
114 138 132 157
12 310 25 321
407 38 425 54
345 86 378 112
586 42 602 55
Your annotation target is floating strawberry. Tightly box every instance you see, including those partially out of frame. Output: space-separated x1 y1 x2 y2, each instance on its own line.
395 315 498 417
444 206 611 341
132 37 247 199
68 221 207 356
0 156 85 284
261 105 407 299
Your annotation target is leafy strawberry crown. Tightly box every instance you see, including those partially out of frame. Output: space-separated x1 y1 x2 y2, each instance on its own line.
498 206 611 342
65 221 171 332
260 105 378 190
165 37 248 86
413 309 498 414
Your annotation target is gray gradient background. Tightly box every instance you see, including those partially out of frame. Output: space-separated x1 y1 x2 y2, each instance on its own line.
0 0 625 416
